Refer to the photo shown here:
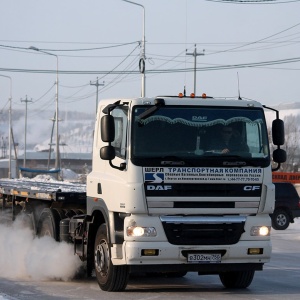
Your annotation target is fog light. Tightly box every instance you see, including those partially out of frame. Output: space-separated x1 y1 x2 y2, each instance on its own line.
142 249 159 256
248 248 263 255
250 226 271 236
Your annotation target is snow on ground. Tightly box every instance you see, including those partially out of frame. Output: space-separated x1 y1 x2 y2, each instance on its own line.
61 168 79 180
30 168 81 182
1 168 86 193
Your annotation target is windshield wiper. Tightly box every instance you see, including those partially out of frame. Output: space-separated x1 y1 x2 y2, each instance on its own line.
202 154 262 167
223 161 247 166
159 155 196 166
222 155 265 167
138 98 165 120
161 160 185 166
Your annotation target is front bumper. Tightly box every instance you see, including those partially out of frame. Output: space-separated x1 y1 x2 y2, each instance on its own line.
111 239 271 270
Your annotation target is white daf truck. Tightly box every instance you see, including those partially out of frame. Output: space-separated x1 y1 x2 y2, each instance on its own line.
0 94 286 292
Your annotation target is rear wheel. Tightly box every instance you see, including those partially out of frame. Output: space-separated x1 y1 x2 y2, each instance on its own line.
94 224 129 291
37 208 61 240
219 270 255 289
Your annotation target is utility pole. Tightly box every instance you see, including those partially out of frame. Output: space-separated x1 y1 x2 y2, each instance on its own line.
186 45 205 95
0 74 12 178
20 95 32 168
48 112 56 170
90 77 104 116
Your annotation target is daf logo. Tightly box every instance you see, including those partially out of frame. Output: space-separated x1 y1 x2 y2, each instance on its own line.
244 185 260 191
192 116 207 122
147 185 172 191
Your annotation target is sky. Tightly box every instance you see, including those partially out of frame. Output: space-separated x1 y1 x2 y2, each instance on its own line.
0 0 300 118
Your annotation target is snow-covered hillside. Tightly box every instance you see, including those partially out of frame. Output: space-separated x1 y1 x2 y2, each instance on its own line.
264 102 300 127
0 109 94 155
33 122 94 154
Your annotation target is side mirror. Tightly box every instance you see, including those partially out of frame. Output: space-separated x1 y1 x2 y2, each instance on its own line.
100 146 125 171
100 146 115 160
272 119 284 146
101 115 115 142
273 148 286 164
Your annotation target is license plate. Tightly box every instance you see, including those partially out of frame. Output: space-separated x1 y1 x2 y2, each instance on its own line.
187 253 221 263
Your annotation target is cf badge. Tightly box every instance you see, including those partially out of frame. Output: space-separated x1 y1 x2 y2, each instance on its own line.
244 186 260 191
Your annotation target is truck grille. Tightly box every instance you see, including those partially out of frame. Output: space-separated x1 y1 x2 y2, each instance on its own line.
160 216 245 245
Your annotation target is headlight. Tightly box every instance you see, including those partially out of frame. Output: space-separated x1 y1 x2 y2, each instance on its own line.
127 226 157 237
250 226 271 236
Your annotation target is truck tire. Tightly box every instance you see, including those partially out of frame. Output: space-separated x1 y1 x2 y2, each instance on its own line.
219 270 255 289
94 224 129 291
271 209 290 230
37 208 61 241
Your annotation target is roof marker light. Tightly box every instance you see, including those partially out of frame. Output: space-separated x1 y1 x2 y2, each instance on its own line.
190 93 195 98
178 93 184 98
202 93 207 99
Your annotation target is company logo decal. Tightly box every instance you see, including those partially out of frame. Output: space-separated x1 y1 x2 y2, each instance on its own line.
145 172 164 183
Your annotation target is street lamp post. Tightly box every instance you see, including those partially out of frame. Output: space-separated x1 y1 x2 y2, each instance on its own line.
0 75 12 178
29 46 60 171
122 0 146 97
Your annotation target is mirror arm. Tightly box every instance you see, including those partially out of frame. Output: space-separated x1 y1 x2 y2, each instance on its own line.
263 105 279 119
272 163 281 172
109 160 126 171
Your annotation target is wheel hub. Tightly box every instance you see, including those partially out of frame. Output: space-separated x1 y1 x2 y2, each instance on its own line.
95 240 109 276
276 214 287 226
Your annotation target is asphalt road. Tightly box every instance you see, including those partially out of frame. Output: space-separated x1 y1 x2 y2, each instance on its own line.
0 220 300 300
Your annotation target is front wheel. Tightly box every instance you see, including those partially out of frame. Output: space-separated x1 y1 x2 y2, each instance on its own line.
271 209 290 230
94 224 129 291
219 270 255 289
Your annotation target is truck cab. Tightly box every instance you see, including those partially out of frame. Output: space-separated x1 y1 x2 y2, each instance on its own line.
86 95 286 291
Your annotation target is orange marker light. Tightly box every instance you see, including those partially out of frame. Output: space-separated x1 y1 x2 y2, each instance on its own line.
190 93 195 98
178 93 184 98
202 93 207 99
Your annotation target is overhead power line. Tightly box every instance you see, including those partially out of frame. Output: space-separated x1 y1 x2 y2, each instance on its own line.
205 0 300 4
0 41 140 52
1 56 300 75
207 21 300 56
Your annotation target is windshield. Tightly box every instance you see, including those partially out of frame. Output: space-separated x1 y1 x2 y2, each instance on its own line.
131 105 270 167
